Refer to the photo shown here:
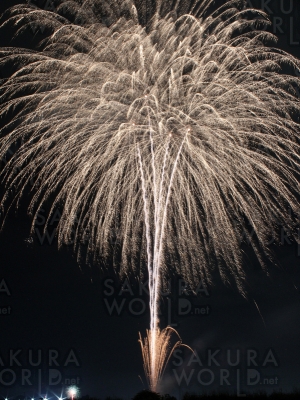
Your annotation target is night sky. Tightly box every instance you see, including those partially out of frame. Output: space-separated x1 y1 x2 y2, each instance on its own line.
1 1 300 399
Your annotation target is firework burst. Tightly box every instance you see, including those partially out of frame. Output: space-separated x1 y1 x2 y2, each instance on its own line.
1 0 300 391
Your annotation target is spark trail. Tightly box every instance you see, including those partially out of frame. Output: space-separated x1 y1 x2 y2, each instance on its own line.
1 0 300 392
138 123 187 389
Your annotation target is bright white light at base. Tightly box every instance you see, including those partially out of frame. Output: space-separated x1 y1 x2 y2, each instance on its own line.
67 386 79 399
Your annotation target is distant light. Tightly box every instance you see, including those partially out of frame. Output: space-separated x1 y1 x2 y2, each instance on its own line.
67 386 79 399
59 397 63 400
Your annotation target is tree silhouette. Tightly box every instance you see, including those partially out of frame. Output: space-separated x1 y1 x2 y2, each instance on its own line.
132 391 161 400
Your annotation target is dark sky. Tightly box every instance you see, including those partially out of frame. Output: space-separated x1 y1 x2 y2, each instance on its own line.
0 1 300 399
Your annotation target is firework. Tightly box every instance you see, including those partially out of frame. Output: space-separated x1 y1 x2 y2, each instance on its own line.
139 327 193 391
1 0 300 391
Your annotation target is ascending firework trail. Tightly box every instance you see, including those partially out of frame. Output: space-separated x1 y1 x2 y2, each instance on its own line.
1 0 300 391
